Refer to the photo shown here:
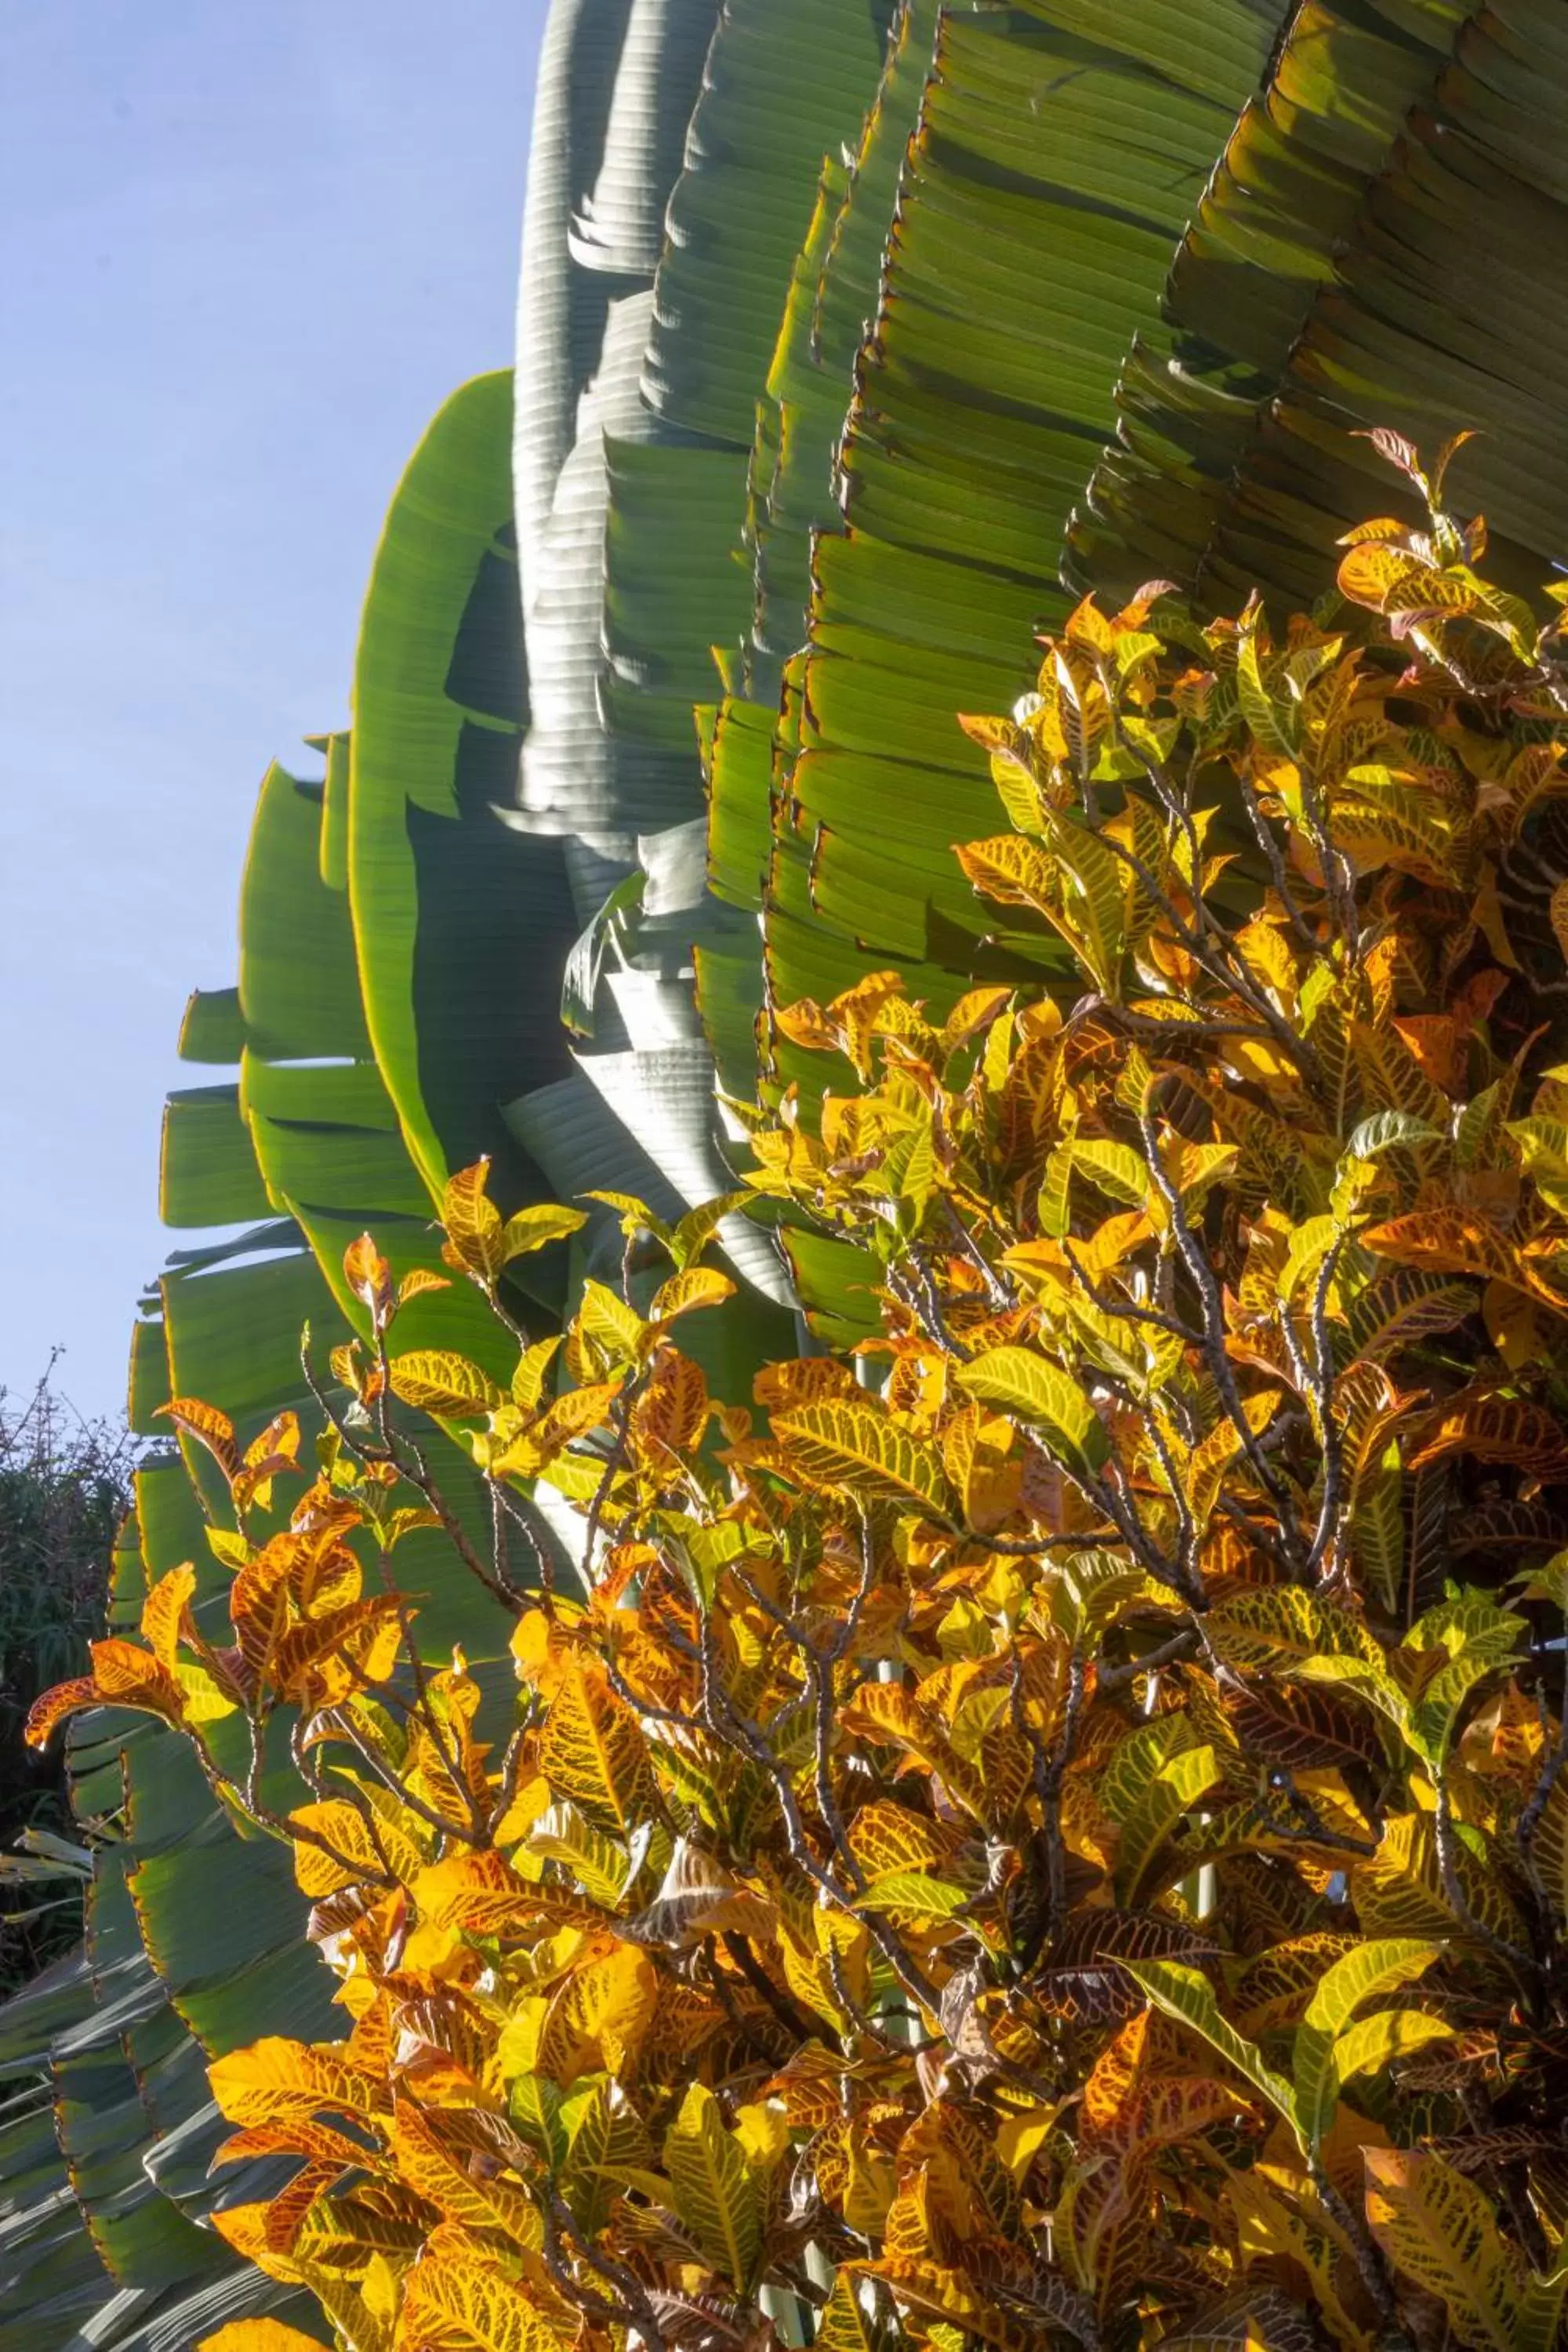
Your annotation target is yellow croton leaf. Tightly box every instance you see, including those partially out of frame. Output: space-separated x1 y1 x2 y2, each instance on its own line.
197 2321 330 2352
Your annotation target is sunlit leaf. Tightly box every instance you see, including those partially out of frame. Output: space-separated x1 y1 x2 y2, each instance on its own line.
1364 2150 1524 2352
772 1399 952 1512
663 2082 763 2291
387 1348 503 1417
956 1348 1108 1483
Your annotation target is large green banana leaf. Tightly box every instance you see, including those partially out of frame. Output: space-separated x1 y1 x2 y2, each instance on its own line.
1073 0 1568 607
699 0 1290 1332
347 372 586 1228
510 0 902 1339
751 0 1288 1023
514 0 721 848
698 0 948 1104
739 0 942 707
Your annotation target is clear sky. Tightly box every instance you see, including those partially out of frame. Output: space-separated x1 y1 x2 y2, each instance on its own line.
1 2 546 1424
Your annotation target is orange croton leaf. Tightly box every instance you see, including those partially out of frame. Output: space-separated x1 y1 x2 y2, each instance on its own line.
157 1394 238 1479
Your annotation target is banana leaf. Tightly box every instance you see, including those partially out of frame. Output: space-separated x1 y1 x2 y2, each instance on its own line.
561 0 913 1282
753 0 1287 1009
1073 0 1568 608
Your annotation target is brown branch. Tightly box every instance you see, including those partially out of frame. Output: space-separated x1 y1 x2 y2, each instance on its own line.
1305 1236 1348 1579
720 1931 818 2046
310 1707 488 1851
695 1613 941 2024
1097 1628 1200 1695
1014 1646 1086 1956
1136 1105 1311 1580
1236 764 1317 952
541 2190 669 2352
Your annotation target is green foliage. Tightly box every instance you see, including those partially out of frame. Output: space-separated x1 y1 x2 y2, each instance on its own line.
0 1369 133 1993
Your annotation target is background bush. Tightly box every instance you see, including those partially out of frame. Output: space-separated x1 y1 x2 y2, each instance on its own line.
0 1367 136 1992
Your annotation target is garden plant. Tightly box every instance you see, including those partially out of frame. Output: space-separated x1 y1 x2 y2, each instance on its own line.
31 443 1568 2349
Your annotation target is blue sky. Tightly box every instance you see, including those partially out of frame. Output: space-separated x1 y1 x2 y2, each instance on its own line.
1 1 545 1422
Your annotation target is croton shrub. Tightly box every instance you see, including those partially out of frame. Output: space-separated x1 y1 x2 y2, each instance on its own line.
34 439 1568 2352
